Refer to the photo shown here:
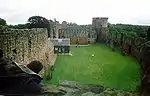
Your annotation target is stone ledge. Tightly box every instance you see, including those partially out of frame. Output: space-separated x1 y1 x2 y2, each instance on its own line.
39 80 139 96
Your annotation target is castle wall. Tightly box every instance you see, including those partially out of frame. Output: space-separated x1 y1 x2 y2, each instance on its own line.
56 24 95 44
92 17 109 43
101 30 150 95
0 26 55 74
70 37 88 45
92 17 150 95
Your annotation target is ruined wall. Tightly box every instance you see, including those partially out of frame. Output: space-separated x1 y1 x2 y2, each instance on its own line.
138 42 150 96
70 37 88 45
92 17 150 95
58 26 91 44
92 17 109 43
107 31 146 62
102 30 150 96
92 17 147 62
0 26 55 74
52 20 96 44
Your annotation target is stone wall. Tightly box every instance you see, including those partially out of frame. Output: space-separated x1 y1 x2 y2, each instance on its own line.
0 26 55 74
139 42 150 96
99 30 150 96
50 19 96 44
92 17 150 95
70 37 88 45
58 26 90 44
92 17 109 43
106 32 146 62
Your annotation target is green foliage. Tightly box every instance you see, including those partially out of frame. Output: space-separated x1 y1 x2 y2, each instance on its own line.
28 16 50 37
109 23 148 38
28 16 50 28
126 31 138 37
8 23 29 29
0 18 6 25
42 66 53 81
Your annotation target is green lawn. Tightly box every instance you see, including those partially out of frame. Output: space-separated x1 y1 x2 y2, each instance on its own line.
43 44 140 91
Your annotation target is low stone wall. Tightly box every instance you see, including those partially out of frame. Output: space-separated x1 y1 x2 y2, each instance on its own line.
0 26 54 74
70 37 88 45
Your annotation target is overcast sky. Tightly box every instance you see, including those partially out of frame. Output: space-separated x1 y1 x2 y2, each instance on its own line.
0 0 150 25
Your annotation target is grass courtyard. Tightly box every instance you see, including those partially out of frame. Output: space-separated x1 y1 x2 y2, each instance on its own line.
43 44 140 91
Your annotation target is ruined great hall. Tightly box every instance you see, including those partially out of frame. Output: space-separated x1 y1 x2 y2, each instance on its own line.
48 17 108 44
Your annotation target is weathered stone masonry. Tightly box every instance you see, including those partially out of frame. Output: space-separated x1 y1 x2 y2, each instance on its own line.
108 33 150 96
0 26 55 74
92 17 150 96
50 19 96 44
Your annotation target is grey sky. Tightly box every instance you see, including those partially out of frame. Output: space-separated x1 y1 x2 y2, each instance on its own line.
0 0 150 25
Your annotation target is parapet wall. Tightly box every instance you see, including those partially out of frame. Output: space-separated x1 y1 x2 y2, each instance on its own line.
0 26 55 73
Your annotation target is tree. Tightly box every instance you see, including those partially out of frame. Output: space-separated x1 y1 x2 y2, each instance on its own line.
8 23 29 29
137 32 147 38
62 21 67 25
28 16 50 37
108 23 148 38
0 18 6 25
147 27 150 41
